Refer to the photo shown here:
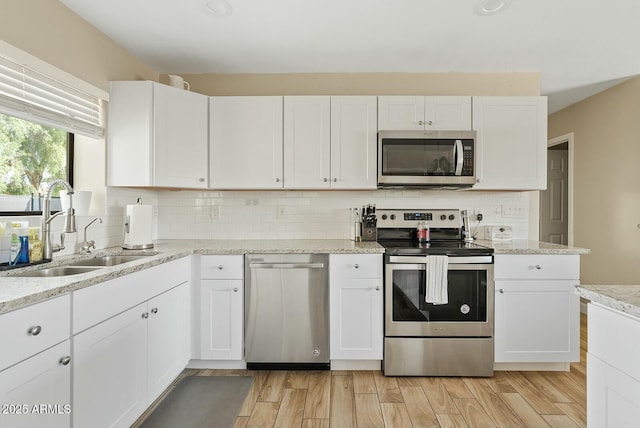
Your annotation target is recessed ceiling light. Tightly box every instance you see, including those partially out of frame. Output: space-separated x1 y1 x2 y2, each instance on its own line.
205 0 233 17
474 0 513 16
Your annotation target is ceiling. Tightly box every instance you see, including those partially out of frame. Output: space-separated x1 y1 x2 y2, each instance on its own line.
59 0 640 114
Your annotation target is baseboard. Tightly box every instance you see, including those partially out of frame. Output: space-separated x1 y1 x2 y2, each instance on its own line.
494 362 571 372
187 359 247 370
330 360 382 371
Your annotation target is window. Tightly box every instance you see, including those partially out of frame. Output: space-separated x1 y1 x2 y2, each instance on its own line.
0 113 73 214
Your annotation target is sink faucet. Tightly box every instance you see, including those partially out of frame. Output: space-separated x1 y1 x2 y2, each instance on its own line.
79 217 103 254
42 179 77 260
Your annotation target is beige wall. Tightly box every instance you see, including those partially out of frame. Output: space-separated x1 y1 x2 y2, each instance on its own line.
165 72 540 96
549 76 640 284
0 0 158 93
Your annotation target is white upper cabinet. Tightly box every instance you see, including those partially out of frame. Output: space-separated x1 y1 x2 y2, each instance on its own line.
209 96 284 189
283 96 377 189
284 96 331 188
378 96 472 131
472 96 548 190
330 96 378 189
107 81 209 189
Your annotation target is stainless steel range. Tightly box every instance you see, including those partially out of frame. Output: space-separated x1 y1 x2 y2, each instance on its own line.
377 209 495 377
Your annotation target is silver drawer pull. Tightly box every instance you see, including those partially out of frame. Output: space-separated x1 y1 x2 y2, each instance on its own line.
353 264 360 269
59 356 71 366
233 287 239 292
217 265 223 270
142 312 149 319
534 265 542 270
375 286 380 291
151 308 158 314
498 289 505 294
27 325 42 336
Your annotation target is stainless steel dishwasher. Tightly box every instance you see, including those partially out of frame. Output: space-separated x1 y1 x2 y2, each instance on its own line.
244 254 329 370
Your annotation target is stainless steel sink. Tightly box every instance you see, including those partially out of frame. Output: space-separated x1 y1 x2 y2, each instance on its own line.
69 255 150 267
13 266 102 277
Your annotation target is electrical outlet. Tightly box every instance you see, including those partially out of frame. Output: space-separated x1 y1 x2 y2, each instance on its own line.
210 206 219 220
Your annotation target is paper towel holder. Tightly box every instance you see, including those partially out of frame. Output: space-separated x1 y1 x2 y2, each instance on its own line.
123 198 154 250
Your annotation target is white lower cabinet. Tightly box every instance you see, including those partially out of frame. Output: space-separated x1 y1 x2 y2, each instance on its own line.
494 254 580 363
587 303 640 427
0 340 71 428
329 254 383 360
73 281 190 428
199 255 244 360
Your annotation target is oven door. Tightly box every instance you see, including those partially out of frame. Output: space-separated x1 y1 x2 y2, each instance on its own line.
385 256 494 337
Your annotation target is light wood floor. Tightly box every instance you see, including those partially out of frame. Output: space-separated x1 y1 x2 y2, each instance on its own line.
136 314 587 428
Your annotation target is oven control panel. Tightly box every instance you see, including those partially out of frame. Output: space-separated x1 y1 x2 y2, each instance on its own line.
377 209 461 228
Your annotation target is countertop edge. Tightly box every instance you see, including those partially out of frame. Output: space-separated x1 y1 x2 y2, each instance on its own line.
577 285 640 319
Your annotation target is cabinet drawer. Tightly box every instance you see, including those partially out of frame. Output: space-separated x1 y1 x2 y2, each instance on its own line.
494 255 579 280
73 257 190 334
330 254 382 279
0 295 71 370
589 303 640 381
200 255 243 279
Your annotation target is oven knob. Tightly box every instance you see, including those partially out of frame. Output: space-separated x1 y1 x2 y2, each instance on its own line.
381 214 387 220
440 214 447 221
449 214 455 221
390 214 396 220
460 304 471 315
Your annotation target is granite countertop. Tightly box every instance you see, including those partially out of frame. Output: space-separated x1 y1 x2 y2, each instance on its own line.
577 285 640 318
0 238 588 316
476 239 590 255
0 239 383 315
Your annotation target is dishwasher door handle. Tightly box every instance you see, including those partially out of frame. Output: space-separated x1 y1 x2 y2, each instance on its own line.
249 262 325 269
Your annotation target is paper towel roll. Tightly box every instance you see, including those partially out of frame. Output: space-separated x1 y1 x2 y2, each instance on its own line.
123 204 154 249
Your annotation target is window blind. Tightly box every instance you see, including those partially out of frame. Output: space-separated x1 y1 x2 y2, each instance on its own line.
0 55 104 138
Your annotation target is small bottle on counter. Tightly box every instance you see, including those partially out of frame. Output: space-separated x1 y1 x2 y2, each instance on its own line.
417 221 430 244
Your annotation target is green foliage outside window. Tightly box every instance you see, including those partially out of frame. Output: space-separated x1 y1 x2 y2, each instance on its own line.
0 113 67 196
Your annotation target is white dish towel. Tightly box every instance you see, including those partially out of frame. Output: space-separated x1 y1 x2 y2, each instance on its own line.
425 255 449 305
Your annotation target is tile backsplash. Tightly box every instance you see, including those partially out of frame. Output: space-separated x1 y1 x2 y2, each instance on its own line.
0 187 532 263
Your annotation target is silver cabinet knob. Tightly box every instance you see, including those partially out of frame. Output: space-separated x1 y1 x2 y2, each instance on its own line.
59 356 71 366
233 287 239 292
151 307 158 314
498 289 505 294
353 264 359 269
142 312 149 319
426 120 433 126
332 178 337 182
198 178 205 182
375 286 380 291
217 265 224 270
324 178 329 182
275 178 280 182
27 325 42 336
534 265 542 270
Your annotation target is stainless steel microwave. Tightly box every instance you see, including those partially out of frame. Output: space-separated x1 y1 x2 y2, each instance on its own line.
377 130 476 188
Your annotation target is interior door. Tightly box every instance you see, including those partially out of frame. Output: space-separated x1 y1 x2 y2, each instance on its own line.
540 142 569 244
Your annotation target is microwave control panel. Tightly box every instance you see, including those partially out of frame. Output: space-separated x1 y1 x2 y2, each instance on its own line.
461 141 474 175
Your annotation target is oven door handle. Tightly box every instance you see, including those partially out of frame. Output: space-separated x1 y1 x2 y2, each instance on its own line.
387 255 493 264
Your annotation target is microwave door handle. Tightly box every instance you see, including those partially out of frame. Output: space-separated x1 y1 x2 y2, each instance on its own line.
454 139 464 176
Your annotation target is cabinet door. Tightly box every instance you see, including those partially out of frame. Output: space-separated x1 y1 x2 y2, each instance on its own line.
200 279 243 360
73 303 147 428
330 96 377 189
472 96 548 190
154 84 208 188
209 96 284 189
0 341 71 428
330 277 383 359
425 96 472 130
283 96 331 188
378 96 424 130
147 282 190 402
588 353 640 427
494 279 580 362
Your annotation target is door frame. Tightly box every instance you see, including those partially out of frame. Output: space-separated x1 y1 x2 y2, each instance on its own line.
542 132 574 245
